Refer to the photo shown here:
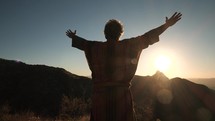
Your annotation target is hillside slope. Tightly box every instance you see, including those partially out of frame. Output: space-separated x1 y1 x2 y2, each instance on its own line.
0 58 92 116
1 58 215 120
132 72 215 121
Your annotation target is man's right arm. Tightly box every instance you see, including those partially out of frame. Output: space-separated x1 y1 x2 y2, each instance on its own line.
66 29 88 51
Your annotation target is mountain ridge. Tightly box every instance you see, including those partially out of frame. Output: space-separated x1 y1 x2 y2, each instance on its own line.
0 58 92 116
131 71 215 121
1 58 215 120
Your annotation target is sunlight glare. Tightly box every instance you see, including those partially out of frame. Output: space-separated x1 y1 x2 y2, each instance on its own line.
155 55 171 72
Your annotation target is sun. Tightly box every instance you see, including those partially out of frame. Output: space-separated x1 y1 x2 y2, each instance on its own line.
154 55 171 72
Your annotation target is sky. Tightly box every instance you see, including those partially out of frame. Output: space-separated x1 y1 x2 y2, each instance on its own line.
0 0 215 78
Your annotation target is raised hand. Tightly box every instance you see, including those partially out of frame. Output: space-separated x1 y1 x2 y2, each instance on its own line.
66 29 77 39
165 12 182 27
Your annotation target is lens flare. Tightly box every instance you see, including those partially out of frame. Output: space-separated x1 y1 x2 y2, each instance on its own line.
154 55 171 72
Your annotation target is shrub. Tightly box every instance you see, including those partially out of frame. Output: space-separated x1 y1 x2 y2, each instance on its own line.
59 95 91 120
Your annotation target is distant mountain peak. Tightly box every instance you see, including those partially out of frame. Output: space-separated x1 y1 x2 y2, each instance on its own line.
152 71 169 81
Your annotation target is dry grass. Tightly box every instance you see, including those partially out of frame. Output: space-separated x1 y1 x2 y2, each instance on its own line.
0 96 91 121
0 95 156 121
0 111 90 121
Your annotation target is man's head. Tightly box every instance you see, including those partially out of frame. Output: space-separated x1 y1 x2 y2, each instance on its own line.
104 19 124 41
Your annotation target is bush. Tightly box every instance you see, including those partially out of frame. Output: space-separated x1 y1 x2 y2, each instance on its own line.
0 96 91 121
59 95 91 120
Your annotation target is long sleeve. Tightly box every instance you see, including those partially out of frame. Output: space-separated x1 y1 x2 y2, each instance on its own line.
123 24 169 51
143 23 168 45
72 35 89 51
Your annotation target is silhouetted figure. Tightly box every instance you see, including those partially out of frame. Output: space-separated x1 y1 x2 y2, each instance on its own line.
66 12 182 121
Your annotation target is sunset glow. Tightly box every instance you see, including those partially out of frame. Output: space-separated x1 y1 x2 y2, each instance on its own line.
0 1 214 78
154 55 171 73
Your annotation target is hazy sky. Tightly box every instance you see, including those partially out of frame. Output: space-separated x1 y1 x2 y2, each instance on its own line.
0 0 215 78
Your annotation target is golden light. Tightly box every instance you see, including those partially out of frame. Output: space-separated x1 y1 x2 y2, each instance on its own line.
137 48 182 78
154 55 171 72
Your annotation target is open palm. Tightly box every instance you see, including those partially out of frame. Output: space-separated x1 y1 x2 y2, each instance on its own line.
166 12 182 27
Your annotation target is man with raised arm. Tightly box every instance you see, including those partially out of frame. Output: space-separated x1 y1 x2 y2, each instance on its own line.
66 12 182 121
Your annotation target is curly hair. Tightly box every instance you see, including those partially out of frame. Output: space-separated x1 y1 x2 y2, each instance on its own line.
104 19 124 40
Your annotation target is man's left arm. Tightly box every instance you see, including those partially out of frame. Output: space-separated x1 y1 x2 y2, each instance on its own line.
144 12 182 45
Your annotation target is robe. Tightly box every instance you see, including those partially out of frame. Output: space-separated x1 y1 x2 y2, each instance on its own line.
72 31 159 121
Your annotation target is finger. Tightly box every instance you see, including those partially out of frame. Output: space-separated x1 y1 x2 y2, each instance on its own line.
166 17 168 21
66 30 71 35
175 14 182 21
171 12 178 18
177 17 182 21
66 31 69 35
66 32 69 36
175 12 181 16
74 30 76 34
66 31 71 35
175 17 182 23
177 13 182 18
176 13 182 17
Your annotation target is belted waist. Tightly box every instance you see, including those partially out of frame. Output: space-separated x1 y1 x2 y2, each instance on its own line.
94 81 131 88
93 81 131 94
